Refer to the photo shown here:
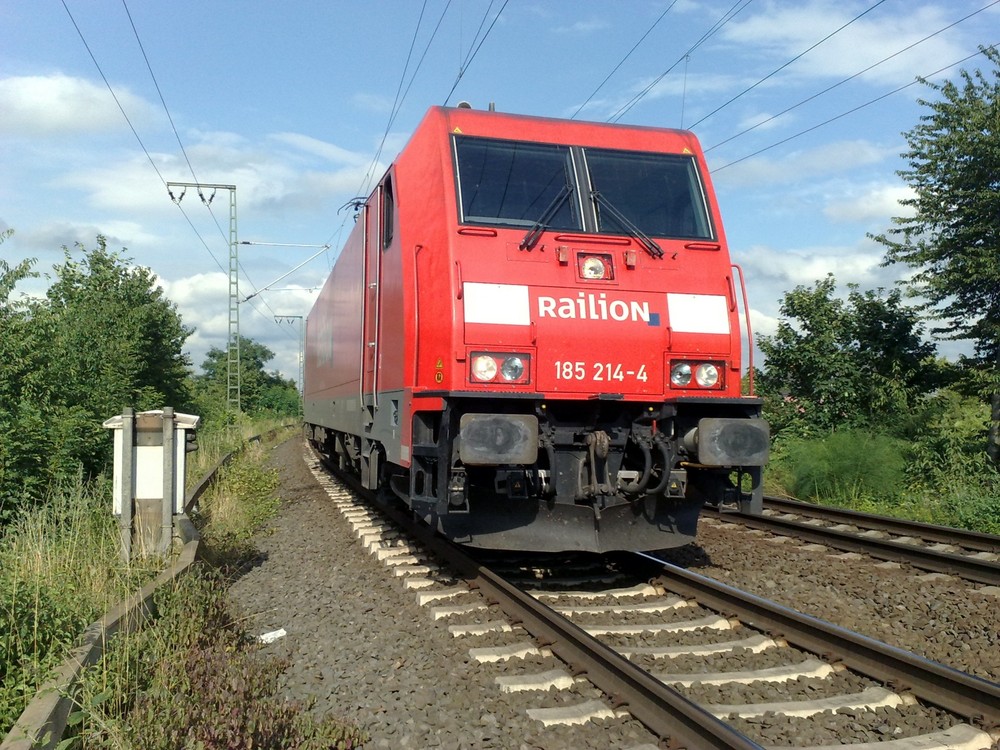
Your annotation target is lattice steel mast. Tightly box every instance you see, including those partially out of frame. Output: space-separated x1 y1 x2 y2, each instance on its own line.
167 181 240 411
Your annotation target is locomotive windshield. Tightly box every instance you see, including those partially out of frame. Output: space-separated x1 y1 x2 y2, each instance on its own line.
586 149 713 240
453 135 714 241
454 138 582 230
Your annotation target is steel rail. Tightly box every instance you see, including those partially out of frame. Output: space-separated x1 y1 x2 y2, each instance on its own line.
642 554 1000 727
358 492 764 750
759 496 1000 553
712 508 1000 586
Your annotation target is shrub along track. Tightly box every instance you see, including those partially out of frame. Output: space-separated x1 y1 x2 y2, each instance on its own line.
228 437 1000 748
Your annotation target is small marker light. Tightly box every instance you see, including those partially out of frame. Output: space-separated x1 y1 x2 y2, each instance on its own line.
580 256 607 279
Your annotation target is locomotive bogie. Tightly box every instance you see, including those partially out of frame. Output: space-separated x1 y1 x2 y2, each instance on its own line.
304 106 768 553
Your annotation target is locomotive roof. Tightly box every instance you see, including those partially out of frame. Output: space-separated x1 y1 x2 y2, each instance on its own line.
403 105 705 159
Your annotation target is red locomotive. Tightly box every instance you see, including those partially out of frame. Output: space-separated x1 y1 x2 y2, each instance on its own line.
304 105 768 553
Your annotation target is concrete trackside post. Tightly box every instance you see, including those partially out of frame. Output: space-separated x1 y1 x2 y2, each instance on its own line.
103 408 200 561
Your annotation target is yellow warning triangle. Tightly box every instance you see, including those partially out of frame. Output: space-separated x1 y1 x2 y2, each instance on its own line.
453 127 463 133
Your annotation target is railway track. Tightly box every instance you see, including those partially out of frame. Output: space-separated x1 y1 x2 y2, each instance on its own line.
308 450 1000 749
706 497 1000 586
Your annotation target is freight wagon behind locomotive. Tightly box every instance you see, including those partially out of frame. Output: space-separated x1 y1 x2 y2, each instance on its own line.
304 105 768 553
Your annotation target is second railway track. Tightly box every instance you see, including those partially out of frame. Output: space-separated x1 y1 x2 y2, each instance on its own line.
706 497 1000 586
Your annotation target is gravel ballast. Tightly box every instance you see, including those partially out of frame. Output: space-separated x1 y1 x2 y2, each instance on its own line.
226 438 658 749
227 438 998 748
688 516 1000 681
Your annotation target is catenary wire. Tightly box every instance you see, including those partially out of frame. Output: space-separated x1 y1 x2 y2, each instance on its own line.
61 0 166 187
609 0 755 123
711 45 999 173
459 0 496 77
118 0 284 330
327 0 508 251
121 0 233 260
571 1 680 120
66 0 290 344
362 0 434 197
60 0 228 277
687 0 890 129
704 0 1000 153
327 0 453 249
121 0 200 184
442 0 510 105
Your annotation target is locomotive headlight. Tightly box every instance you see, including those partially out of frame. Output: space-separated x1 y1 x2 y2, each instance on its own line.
580 256 608 280
500 356 525 381
471 355 498 382
695 363 720 387
470 351 531 384
670 362 692 386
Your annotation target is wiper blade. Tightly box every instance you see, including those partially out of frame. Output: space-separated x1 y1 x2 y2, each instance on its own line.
591 190 664 259
519 183 574 250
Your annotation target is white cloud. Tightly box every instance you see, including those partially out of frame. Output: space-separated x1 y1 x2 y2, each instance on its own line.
719 1 969 86
159 271 229 370
554 19 609 34
160 270 317 380
823 183 915 224
54 130 379 217
351 92 393 114
269 133 368 166
8 219 160 258
0 74 155 136
712 138 890 187
738 242 890 291
56 153 179 213
734 110 791 134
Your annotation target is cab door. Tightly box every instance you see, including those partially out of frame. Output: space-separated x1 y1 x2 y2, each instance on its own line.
361 189 382 421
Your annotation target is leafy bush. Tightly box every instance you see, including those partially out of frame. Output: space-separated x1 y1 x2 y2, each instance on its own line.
780 430 906 506
897 388 992 487
0 237 193 522
932 477 1000 535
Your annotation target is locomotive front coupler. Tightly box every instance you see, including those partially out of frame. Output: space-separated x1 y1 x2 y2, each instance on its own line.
448 469 468 512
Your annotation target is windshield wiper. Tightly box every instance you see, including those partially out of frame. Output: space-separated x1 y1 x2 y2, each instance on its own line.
591 190 664 259
519 183 574 251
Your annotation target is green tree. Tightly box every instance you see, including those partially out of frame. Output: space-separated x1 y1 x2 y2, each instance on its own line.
0 236 194 517
872 46 1000 461
38 238 192 419
0 230 59 516
757 275 936 436
195 336 299 417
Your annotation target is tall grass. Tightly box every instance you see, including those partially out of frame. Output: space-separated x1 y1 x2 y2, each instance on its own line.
1 419 298 739
767 428 1000 534
73 570 366 749
0 479 157 734
70 429 365 748
192 441 281 569
185 416 294 492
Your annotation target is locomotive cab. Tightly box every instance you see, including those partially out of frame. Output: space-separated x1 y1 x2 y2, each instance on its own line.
304 106 769 553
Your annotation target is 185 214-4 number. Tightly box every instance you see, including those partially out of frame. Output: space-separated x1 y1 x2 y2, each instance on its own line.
554 361 648 382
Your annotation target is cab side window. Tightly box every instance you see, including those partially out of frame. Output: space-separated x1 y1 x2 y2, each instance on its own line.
382 176 395 250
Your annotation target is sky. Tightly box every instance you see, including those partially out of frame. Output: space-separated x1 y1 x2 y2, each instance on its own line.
2 0 998 386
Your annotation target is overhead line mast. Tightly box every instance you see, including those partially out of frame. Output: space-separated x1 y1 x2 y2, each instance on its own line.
168 181 240 412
